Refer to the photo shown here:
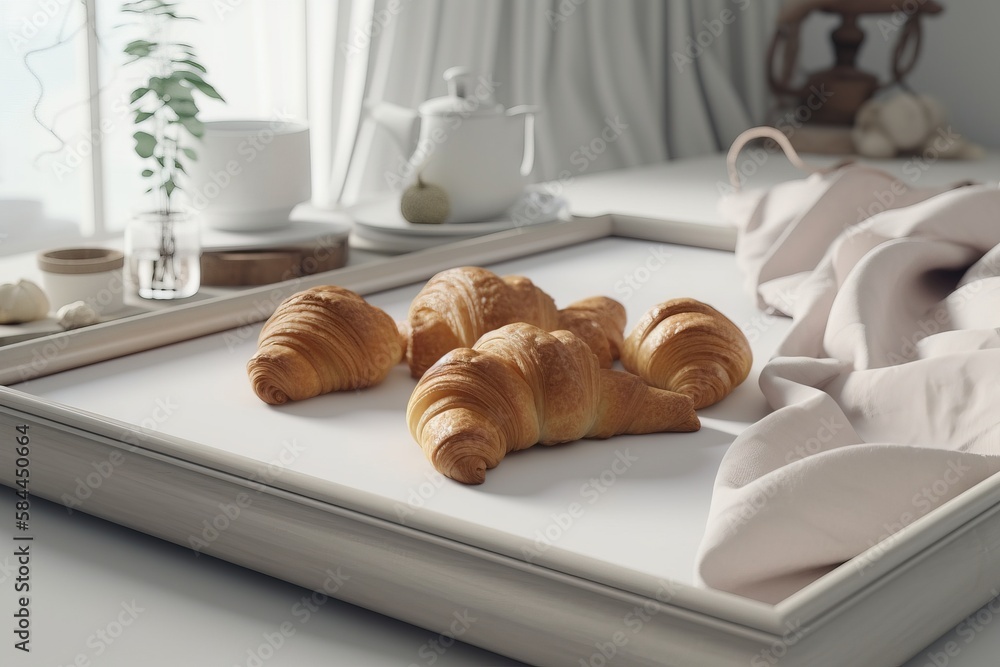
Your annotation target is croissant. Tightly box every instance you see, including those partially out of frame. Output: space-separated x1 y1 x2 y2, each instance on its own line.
247 286 404 405
407 323 700 484
405 266 559 378
556 296 626 369
622 298 752 410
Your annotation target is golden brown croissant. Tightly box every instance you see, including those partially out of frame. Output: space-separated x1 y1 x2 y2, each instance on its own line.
407 322 700 484
556 296 626 369
621 298 752 410
247 286 404 405
405 266 559 378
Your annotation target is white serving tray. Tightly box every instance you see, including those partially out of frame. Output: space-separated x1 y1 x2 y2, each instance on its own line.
2 215 1000 666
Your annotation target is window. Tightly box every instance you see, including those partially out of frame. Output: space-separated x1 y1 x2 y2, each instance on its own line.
0 0 308 257
1 0 92 255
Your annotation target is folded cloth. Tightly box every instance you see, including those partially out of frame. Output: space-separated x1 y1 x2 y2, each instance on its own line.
696 129 1000 603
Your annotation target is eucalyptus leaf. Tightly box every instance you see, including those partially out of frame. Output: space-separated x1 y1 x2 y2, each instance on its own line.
120 0 224 214
178 116 205 138
133 131 156 158
122 0 164 8
170 104 199 119
177 71 224 101
162 76 195 98
173 58 207 73
124 39 156 57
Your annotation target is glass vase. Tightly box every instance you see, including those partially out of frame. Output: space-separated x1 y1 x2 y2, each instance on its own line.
125 211 201 300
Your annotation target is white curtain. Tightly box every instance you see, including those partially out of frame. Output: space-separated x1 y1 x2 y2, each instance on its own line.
307 0 781 208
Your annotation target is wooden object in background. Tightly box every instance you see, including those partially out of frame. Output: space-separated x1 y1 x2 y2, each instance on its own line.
767 0 944 127
199 216 351 286
200 242 348 286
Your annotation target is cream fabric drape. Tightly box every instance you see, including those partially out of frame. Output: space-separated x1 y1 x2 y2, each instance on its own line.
701 170 1000 603
308 0 780 207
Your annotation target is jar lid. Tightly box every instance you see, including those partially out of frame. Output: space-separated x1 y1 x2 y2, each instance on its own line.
37 248 125 275
417 67 504 117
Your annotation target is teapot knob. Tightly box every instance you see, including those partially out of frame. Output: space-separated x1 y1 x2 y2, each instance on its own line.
443 66 474 98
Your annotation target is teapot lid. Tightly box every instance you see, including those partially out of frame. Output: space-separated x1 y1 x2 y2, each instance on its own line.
418 67 504 117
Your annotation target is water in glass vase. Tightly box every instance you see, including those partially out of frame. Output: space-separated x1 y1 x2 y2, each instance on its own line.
131 249 200 299
126 212 201 300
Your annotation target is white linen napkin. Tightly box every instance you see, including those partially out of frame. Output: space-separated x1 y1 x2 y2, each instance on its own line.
696 172 1000 603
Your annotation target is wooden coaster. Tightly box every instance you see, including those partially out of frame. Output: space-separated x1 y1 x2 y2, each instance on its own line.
200 242 348 286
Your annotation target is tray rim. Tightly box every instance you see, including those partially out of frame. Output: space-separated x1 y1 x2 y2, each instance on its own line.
2 213 999 663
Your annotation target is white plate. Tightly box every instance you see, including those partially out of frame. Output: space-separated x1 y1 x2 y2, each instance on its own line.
349 188 569 237
201 218 352 252
349 227 476 254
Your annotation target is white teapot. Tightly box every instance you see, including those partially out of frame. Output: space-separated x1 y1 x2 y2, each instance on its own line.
367 67 537 223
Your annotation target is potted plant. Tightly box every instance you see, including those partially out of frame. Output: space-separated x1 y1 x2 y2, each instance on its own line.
121 0 224 299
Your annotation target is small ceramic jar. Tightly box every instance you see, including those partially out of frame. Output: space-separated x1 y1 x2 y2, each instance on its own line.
36 247 126 315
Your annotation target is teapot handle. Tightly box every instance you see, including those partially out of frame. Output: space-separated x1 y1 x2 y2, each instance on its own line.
507 105 539 177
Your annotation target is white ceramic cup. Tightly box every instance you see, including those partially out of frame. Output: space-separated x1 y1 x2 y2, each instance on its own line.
186 120 311 231
37 248 126 315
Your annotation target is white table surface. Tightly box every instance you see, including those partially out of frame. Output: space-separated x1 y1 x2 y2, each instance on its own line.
5 152 1000 666
561 150 1000 225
